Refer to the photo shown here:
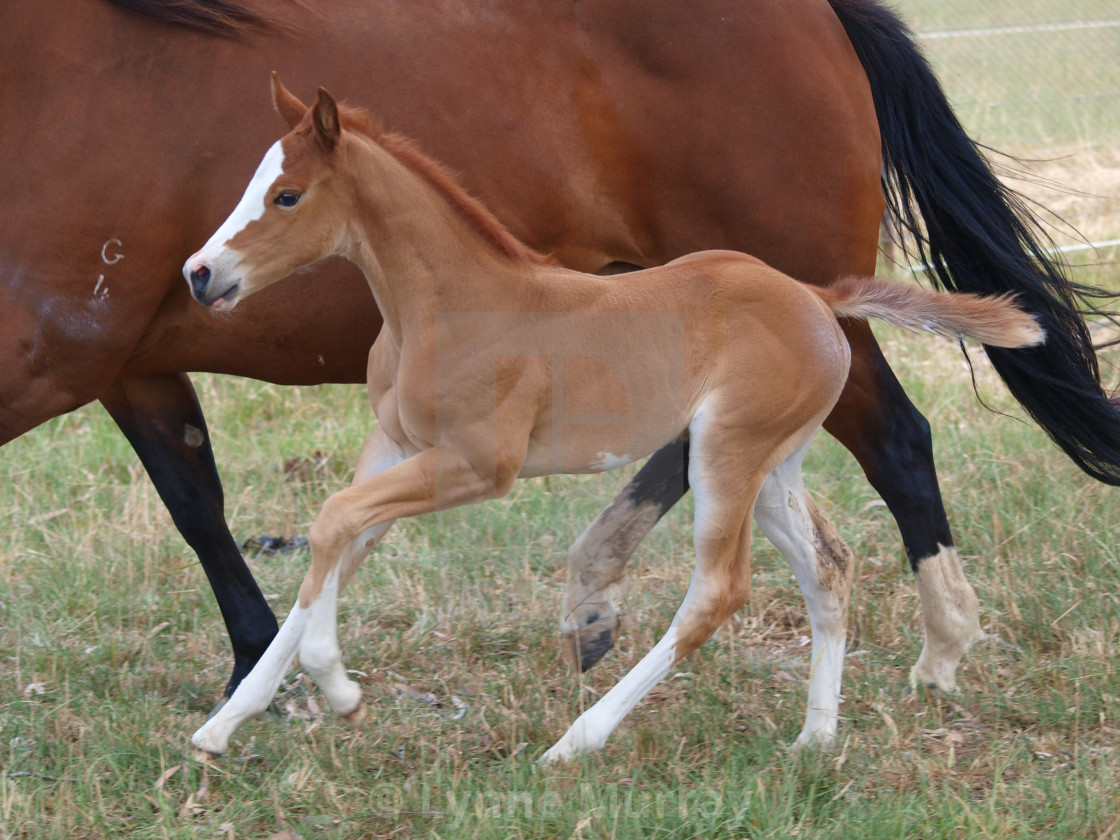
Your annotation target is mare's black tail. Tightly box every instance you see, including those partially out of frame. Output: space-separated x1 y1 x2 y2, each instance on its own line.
829 0 1120 485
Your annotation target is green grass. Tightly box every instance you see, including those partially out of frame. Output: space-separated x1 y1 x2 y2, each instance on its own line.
2 274 1118 838
3 4 1119 837
898 0 1120 146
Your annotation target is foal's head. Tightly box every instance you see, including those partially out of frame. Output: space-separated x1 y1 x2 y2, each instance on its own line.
184 74 351 310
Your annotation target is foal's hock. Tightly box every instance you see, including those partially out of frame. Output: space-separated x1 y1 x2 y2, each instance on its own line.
183 77 1043 762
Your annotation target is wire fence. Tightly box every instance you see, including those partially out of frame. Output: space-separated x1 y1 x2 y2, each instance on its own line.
892 0 1120 261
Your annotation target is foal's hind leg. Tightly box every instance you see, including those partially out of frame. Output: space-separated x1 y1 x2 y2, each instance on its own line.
543 476 759 763
827 322 982 690
563 329 981 692
543 401 803 764
754 438 854 747
562 436 688 670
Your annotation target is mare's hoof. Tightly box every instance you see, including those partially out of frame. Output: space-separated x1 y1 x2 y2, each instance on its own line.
566 615 620 672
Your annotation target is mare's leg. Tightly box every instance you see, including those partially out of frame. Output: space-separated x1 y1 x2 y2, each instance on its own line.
754 439 855 746
191 436 508 757
562 267 690 669
825 322 982 690
99 373 278 696
562 435 688 670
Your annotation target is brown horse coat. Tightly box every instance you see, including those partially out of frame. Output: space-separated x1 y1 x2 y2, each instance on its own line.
182 83 1041 760
4 0 1113 704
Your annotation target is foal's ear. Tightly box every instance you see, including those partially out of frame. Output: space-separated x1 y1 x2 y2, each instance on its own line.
271 71 307 129
312 87 341 153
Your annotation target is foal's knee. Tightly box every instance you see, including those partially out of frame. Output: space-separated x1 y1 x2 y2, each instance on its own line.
308 493 354 558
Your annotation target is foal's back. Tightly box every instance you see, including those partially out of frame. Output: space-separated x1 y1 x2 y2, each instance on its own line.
474 250 853 478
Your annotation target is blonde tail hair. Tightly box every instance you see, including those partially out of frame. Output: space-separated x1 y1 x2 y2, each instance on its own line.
816 276 1045 348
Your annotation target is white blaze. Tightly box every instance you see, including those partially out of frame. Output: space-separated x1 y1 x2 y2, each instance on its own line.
196 141 286 258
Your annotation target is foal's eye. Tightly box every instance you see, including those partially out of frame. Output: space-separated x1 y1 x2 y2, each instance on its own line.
274 191 301 208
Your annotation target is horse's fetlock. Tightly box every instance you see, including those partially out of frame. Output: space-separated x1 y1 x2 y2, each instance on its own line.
299 636 340 675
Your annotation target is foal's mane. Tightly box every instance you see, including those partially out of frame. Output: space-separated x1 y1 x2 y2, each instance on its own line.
339 107 553 267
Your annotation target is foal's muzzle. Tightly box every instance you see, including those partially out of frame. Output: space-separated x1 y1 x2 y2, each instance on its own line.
183 258 240 309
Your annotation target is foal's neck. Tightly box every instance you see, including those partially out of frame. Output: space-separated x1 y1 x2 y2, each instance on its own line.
342 133 538 342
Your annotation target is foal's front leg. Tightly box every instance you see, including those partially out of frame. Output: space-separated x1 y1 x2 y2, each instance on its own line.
191 408 524 756
191 438 507 756
290 442 512 720
190 428 409 758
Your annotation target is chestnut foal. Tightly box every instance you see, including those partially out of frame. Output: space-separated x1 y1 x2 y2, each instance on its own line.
183 77 1043 762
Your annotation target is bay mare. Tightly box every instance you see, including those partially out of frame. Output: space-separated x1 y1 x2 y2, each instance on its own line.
183 80 1043 760
3 0 1116 700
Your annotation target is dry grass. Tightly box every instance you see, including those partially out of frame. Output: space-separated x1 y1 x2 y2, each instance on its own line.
1001 143 1120 249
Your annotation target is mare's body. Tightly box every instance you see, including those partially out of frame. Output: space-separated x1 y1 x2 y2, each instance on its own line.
3 0 1114 697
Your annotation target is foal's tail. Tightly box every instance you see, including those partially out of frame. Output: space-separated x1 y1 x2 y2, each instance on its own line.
816 277 1045 349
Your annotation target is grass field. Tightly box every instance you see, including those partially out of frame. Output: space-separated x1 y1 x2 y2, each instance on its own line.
3 4 1120 840
2 297 1117 839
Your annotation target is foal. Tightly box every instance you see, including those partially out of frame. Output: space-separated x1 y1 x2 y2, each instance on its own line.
183 77 1043 762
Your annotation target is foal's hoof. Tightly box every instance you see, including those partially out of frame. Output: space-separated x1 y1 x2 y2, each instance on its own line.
190 746 222 766
208 697 282 721
908 660 960 694
791 728 837 752
342 702 367 726
565 614 620 672
908 666 933 694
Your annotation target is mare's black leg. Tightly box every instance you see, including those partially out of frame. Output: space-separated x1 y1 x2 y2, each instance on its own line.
822 321 982 690
100 373 279 697
563 434 688 670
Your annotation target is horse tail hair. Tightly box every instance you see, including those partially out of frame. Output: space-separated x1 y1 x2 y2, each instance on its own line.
829 0 1120 485
818 277 1045 349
